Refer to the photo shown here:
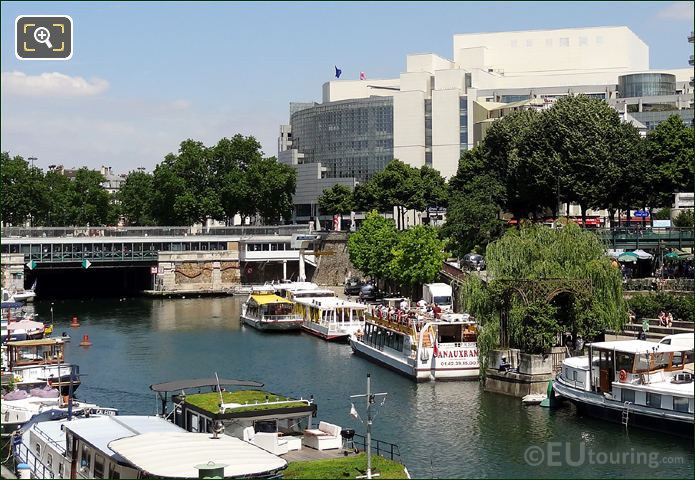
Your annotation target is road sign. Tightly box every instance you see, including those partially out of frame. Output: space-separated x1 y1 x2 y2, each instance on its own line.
82 259 92 269
633 210 649 218
26 260 37 270
150 266 158 275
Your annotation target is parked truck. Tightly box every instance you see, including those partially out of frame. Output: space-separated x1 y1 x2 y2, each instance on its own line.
422 283 453 312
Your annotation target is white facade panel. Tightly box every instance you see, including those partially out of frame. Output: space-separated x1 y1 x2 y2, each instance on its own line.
393 90 425 168
432 89 461 179
322 79 399 102
434 69 467 91
432 144 461 179
399 72 432 93
406 53 453 74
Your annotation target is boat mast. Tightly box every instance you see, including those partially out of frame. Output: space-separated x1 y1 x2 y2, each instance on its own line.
351 373 388 479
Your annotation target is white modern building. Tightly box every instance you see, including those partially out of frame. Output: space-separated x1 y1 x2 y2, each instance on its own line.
279 26 693 222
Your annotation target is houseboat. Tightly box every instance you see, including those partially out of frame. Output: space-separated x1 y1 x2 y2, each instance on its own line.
241 289 304 331
151 378 317 455
294 296 368 341
553 339 694 437
3 339 81 394
14 414 287 479
350 310 479 381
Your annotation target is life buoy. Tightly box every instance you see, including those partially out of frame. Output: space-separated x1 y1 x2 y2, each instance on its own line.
619 369 628 382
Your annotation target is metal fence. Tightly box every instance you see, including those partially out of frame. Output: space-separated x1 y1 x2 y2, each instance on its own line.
352 432 402 463
1 225 310 239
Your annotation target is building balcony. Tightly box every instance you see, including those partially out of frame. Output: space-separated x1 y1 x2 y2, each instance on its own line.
689 31 694 43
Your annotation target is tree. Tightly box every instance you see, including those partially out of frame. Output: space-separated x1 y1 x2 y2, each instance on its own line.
1 152 47 226
119 171 155 225
246 157 296 224
41 171 76 226
673 209 694 228
72 168 112 225
461 224 626 362
317 184 354 216
643 115 695 209
347 211 399 281
445 148 505 256
417 165 449 212
388 225 447 292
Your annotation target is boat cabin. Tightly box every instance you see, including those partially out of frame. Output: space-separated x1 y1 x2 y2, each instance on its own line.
245 293 295 319
6 339 66 369
562 340 694 413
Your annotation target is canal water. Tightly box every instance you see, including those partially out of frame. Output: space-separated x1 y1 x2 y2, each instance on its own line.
34 297 693 478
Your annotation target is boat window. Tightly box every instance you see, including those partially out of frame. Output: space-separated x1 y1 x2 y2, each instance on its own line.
66 434 73 455
646 392 662 408
80 443 92 471
673 397 689 413
635 353 651 372
615 353 633 373
46 454 52 470
35 443 41 455
621 388 635 404
58 462 64 478
254 420 277 433
653 353 669 370
94 454 105 478
108 463 120 480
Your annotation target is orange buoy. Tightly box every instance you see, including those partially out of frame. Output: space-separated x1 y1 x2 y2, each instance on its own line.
70 315 80 327
79 334 92 347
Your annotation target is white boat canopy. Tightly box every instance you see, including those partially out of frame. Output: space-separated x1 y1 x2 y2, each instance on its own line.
588 340 690 354
108 432 287 478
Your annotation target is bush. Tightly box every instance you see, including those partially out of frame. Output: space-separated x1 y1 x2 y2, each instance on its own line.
509 302 560 354
627 293 693 322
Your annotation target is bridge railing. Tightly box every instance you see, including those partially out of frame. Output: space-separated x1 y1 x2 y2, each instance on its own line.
1 225 310 239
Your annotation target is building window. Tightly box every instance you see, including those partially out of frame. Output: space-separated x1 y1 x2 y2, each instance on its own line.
526 39 533 47
579 36 588 46
646 392 662 408
673 397 689 412
511 40 517 48
559 37 569 47
545 38 552 47
596 36 604 44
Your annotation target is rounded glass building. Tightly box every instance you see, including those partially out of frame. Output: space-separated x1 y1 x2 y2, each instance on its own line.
290 97 393 182
618 73 676 98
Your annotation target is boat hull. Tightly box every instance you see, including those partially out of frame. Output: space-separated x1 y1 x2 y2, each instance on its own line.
301 320 364 342
350 338 479 382
553 379 694 438
241 315 302 331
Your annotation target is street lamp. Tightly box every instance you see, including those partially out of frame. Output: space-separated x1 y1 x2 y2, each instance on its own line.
28 156 37 168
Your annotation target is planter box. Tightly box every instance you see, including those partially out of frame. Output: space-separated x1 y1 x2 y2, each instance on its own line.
518 352 552 375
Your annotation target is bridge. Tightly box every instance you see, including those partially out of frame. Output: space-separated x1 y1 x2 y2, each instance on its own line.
0 225 318 295
595 227 693 250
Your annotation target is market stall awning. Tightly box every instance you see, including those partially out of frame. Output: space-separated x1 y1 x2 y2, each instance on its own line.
617 252 639 263
632 249 653 260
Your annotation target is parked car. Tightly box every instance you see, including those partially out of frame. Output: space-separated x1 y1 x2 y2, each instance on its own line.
344 277 363 296
462 253 485 271
359 284 382 302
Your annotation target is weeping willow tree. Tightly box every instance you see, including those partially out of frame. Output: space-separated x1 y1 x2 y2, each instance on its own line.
461 223 626 371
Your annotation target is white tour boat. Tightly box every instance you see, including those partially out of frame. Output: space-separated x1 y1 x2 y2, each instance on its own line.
350 310 479 381
294 296 368 341
241 289 304 331
553 339 694 437
14 414 287 479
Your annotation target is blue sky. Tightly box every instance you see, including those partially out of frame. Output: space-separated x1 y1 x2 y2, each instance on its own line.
1 1 693 171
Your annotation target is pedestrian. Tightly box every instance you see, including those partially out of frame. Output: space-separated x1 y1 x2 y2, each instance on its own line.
433 303 442 319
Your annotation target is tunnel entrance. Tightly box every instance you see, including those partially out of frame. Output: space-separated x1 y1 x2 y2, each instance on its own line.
27 266 153 298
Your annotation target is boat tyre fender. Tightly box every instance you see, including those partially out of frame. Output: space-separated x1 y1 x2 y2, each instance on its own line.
619 369 628 382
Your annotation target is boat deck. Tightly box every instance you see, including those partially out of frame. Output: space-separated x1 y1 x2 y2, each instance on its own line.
282 447 356 462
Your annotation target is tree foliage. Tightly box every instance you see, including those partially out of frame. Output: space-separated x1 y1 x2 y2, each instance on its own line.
118 171 155 225
318 184 354 216
388 225 446 287
461 224 626 358
347 211 399 281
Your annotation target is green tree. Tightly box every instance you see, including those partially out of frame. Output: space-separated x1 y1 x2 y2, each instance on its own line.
461 224 626 362
1 152 47 226
73 168 112 225
347 211 399 281
444 148 505 256
643 115 695 209
673 209 694 228
119 171 155 225
388 225 446 291
317 184 354 216
417 165 449 212
42 171 76 226
359 160 423 229
246 157 296 224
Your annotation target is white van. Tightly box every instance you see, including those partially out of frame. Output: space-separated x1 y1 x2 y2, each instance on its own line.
659 333 694 350
422 283 453 312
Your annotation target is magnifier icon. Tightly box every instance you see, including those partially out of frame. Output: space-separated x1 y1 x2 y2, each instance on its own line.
33 27 53 49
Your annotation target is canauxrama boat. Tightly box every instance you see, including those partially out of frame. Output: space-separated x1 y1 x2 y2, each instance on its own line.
14 413 287 479
295 296 369 341
350 310 479 381
3 338 81 394
553 339 694 437
241 288 304 331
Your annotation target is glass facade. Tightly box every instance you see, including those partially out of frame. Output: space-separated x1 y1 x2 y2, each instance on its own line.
618 73 676 98
290 97 393 181
459 96 468 150
424 99 432 166
631 109 694 130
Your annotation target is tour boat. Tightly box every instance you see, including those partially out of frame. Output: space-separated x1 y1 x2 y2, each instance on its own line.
553 339 694 437
349 310 479 381
14 414 287 479
4 338 81 394
240 289 304 331
294 296 368 341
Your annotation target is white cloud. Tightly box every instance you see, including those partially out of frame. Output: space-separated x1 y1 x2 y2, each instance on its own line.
656 2 694 21
1 71 109 97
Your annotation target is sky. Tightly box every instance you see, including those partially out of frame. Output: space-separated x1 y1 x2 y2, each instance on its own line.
1 1 693 172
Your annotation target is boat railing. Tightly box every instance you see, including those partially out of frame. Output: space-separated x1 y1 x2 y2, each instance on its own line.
557 371 586 390
14 439 56 479
352 432 402 463
32 423 67 455
262 314 303 322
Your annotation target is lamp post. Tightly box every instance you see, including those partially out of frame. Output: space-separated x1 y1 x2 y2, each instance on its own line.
350 374 388 479
28 156 37 168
